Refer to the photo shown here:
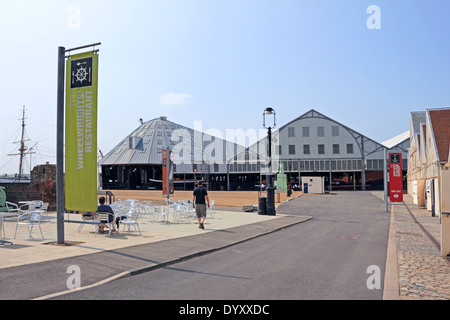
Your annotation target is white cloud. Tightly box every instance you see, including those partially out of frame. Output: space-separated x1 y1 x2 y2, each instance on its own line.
159 92 193 107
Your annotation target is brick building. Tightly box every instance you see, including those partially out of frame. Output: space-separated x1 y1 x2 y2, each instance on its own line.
407 107 450 256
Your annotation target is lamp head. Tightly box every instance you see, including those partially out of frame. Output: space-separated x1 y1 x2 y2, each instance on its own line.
263 107 276 129
264 107 274 115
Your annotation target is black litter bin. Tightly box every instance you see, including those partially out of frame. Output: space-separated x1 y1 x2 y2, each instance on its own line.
258 197 267 215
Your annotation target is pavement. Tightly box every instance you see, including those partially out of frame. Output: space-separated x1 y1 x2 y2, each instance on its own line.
390 196 450 300
0 191 448 300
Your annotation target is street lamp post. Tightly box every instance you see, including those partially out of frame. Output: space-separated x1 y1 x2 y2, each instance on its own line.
263 107 276 215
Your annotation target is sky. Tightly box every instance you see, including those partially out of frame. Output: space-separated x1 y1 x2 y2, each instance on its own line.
1 0 450 175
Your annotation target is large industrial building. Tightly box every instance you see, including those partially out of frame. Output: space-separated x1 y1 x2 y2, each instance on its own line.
99 109 409 191
229 109 409 191
98 116 245 190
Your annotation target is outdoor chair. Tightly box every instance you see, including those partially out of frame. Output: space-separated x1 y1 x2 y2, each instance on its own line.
95 212 116 237
41 202 50 222
21 200 41 211
167 204 178 222
110 202 125 217
77 213 96 233
142 205 157 222
186 203 196 218
174 204 191 224
207 200 216 218
120 211 142 235
124 199 138 206
14 209 45 240
166 204 178 222
1 201 20 237
153 206 167 223
1 202 19 239
5 201 19 214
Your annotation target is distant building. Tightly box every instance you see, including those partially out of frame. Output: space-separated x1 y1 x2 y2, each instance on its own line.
98 116 245 190
407 107 450 257
407 111 427 205
230 109 409 191
99 110 409 192
407 108 450 215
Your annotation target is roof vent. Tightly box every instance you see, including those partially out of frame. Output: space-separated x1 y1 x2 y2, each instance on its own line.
129 136 143 150
159 116 167 121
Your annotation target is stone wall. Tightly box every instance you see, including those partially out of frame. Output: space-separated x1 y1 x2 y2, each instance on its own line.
0 163 57 210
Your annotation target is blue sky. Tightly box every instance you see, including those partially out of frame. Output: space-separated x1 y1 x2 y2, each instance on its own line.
1 0 450 175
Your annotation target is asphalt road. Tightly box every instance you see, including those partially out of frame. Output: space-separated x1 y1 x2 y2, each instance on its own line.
54 191 390 300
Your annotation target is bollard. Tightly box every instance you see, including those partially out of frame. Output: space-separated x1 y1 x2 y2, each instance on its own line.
258 197 267 215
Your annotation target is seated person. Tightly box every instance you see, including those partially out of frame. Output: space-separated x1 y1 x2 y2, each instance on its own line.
97 196 117 232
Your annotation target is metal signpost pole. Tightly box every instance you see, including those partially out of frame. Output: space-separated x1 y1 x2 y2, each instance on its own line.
384 148 388 213
56 46 65 244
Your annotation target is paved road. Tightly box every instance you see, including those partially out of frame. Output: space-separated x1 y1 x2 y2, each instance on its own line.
54 192 390 300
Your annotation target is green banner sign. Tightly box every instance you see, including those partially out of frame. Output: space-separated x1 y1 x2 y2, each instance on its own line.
65 51 98 212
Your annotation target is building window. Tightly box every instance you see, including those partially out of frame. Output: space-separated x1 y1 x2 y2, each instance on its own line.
288 127 295 137
289 145 296 155
214 163 219 172
347 144 354 154
317 126 324 137
332 126 339 137
302 127 309 137
333 144 340 154
277 145 282 155
318 144 325 154
303 144 310 155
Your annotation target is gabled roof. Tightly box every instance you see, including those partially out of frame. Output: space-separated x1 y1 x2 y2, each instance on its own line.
410 111 426 137
419 123 427 164
381 131 409 149
281 109 409 150
99 116 244 166
243 109 409 159
427 108 450 162
409 111 426 152
279 109 381 145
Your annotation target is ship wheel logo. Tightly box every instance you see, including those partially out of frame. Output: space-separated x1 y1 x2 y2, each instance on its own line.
70 57 93 88
75 65 88 83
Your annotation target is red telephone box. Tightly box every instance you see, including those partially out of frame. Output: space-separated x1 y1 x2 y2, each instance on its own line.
389 153 403 202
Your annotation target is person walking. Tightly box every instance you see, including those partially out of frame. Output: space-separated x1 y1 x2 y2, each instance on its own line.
193 181 209 229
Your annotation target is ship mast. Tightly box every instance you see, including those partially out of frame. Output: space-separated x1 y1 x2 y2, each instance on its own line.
18 106 26 179
8 106 36 179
